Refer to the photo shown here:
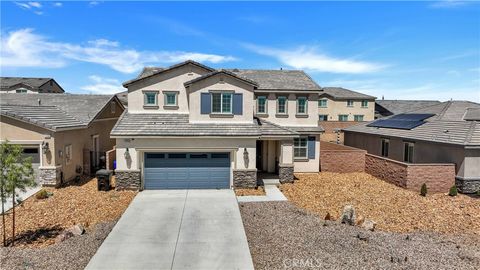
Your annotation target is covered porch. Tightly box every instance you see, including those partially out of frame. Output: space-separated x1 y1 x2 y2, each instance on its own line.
256 139 294 184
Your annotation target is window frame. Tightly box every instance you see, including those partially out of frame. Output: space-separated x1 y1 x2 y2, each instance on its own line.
65 144 72 165
294 137 308 159
143 91 158 107
276 96 287 114
381 138 389 157
257 96 267 114
403 141 414 163
211 92 233 114
16 88 28 93
164 91 178 106
319 114 328 121
346 100 354 107
354 115 364 122
296 96 308 114
318 99 328 108
361 100 368 108
338 114 349 121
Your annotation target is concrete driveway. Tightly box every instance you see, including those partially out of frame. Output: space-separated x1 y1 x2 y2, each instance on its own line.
86 189 254 270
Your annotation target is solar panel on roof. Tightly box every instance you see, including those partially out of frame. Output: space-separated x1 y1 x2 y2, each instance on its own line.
390 113 435 121
367 119 427 130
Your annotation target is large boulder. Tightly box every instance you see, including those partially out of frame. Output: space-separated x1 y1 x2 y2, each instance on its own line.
68 224 85 236
340 205 356 225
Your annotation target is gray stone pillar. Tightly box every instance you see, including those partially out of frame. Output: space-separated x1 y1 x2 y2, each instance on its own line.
233 169 257 188
115 170 141 190
279 164 294 183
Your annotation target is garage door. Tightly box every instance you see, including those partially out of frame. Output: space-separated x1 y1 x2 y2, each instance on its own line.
144 152 230 189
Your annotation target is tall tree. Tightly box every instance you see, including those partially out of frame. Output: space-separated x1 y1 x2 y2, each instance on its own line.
1 142 36 246
0 141 12 246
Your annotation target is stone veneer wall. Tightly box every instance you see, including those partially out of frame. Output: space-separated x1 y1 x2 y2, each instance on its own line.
115 170 141 190
320 141 366 173
455 177 480 194
365 154 456 193
39 167 60 187
279 165 294 183
233 169 257 188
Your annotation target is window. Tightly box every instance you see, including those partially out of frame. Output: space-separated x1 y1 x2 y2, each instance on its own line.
318 99 328 108
110 101 116 114
277 96 287 114
347 100 354 107
65 145 72 165
190 153 208 159
211 153 229 159
381 138 389 157
257 96 267 114
146 153 165 159
168 153 187 159
164 92 178 106
319 114 328 121
22 148 39 154
361 100 368 108
297 96 307 114
404 142 414 163
354 115 364 122
211 92 232 114
16 88 27 93
144 91 158 106
338 115 349 121
294 137 308 159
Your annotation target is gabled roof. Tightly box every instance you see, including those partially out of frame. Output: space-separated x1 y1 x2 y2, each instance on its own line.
0 93 122 130
376 100 441 115
184 70 258 87
255 118 299 136
410 100 480 121
320 87 376 100
123 60 215 87
0 77 64 92
464 108 480 121
227 69 322 91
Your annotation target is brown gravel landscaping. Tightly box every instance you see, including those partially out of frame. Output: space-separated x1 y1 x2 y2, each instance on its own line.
235 186 265 196
280 172 480 235
0 177 137 247
240 201 480 270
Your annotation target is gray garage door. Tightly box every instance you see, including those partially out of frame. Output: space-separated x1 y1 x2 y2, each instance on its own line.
144 152 230 189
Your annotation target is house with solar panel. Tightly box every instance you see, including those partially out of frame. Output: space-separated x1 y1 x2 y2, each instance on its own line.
343 100 480 193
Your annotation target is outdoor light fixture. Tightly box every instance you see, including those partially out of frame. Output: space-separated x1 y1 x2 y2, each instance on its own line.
243 147 249 168
41 142 49 154
124 148 130 160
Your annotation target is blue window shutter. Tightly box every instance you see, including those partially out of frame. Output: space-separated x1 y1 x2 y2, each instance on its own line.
201 93 211 114
233 93 243 115
308 136 316 159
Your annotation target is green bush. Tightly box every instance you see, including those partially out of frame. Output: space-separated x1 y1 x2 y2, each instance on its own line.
420 183 427 197
35 189 49 200
448 185 458 197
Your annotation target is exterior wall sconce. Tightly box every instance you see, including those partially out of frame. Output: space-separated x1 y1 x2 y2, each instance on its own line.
42 141 50 154
243 147 249 168
124 148 131 160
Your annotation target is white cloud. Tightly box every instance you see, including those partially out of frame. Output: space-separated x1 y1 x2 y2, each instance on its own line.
53 2 63 7
0 28 237 73
244 44 384 74
89 1 100 7
14 2 32 9
429 0 471 8
28 2 41 8
14 1 43 15
81 75 124 94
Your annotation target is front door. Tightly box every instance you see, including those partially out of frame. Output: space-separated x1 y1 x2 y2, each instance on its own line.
256 140 263 171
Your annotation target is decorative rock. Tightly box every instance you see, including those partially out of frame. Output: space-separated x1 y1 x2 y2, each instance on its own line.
362 219 376 231
340 205 356 225
55 231 74 244
356 232 369 241
324 212 331 220
68 224 85 236
356 215 365 226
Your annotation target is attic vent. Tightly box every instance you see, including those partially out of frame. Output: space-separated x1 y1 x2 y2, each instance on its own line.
38 99 41 106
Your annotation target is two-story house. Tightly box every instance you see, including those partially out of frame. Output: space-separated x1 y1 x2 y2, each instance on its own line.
0 77 65 93
111 60 324 190
317 87 376 143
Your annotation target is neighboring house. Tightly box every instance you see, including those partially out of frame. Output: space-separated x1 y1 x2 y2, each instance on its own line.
111 60 324 190
0 93 124 186
0 77 65 93
317 87 376 143
344 100 480 193
375 99 441 119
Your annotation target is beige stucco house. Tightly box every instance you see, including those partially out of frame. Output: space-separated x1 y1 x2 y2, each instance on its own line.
0 77 65 94
344 101 480 193
111 60 324 190
0 93 124 186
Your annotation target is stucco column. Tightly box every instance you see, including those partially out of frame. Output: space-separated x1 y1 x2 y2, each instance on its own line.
267 140 276 173
279 140 294 183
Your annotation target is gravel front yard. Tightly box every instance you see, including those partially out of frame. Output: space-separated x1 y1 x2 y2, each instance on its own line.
235 186 266 196
240 201 480 270
0 221 115 270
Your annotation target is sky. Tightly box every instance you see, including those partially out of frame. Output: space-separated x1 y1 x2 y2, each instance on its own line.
1 1 479 102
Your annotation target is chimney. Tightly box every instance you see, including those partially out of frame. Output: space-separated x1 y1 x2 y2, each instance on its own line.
38 99 41 106
382 95 384 100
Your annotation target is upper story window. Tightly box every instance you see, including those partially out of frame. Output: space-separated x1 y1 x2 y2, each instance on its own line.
403 142 414 163
354 115 364 122
318 99 328 108
381 138 389 157
347 100 354 107
294 137 308 159
319 114 328 121
164 92 178 106
257 96 267 114
338 114 349 121
277 96 287 114
212 92 232 114
361 100 368 108
297 96 307 114
16 88 27 93
144 91 158 107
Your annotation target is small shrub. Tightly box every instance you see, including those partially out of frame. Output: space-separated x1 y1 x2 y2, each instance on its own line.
420 183 427 197
35 189 49 200
448 185 458 197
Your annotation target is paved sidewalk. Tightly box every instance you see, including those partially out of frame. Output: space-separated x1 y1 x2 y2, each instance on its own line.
4 187 41 212
236 185 288 203
86 189 254 270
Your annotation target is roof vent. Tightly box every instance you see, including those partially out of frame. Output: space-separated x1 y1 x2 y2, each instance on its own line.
38 99 41 106
280 67 283 70
444 129 449 133
232 68 239 72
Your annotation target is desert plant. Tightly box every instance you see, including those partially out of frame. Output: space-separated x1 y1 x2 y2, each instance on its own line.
448 185 458 197
420 183 428 197
35 189 49 200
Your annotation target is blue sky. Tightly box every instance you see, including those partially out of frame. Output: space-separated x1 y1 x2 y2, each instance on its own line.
1 1 479 101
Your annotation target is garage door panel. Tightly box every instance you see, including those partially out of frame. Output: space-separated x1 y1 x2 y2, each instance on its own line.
144 152 230 189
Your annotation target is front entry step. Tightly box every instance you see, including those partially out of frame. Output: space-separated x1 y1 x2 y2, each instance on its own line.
263 179 280 186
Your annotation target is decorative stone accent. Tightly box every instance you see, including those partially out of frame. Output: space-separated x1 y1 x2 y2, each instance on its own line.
456 177 480 194
279 164 294 183
233 169 257 188
39 167 61 187
115 170 141 190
